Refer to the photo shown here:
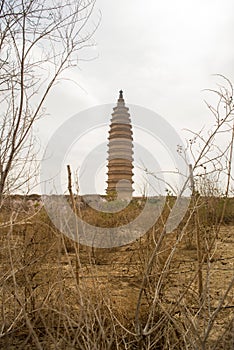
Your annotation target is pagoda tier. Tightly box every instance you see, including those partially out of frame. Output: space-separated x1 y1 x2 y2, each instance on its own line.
106 91 134 197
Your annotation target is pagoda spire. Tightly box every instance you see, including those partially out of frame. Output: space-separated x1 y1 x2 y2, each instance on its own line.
117 89 125 107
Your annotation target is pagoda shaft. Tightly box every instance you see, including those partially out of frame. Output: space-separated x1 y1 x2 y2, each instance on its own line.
106 91 134 197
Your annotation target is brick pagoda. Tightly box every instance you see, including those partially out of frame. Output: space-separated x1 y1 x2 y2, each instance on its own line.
106 90 134 198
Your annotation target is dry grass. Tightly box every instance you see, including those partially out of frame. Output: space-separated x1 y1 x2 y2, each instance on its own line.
0 198 233 349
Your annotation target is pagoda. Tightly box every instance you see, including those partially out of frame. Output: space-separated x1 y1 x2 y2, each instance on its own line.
106 90 134 198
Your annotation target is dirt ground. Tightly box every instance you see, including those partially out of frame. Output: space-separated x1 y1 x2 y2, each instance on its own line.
0 221 233 349
61 225 234 345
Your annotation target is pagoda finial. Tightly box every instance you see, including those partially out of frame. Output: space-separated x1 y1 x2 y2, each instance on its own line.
119 90 123 99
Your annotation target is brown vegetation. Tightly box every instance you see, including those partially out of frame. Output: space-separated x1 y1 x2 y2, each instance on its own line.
0 196 233 349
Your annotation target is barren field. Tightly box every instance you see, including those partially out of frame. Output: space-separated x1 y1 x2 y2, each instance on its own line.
0 201 233 349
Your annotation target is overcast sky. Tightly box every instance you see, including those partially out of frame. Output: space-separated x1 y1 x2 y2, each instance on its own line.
37 0 234 195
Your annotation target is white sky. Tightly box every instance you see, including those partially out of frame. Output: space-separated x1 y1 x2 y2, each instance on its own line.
36 0 234 195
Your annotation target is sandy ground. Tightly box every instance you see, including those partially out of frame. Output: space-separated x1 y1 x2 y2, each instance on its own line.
0 223 233 348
